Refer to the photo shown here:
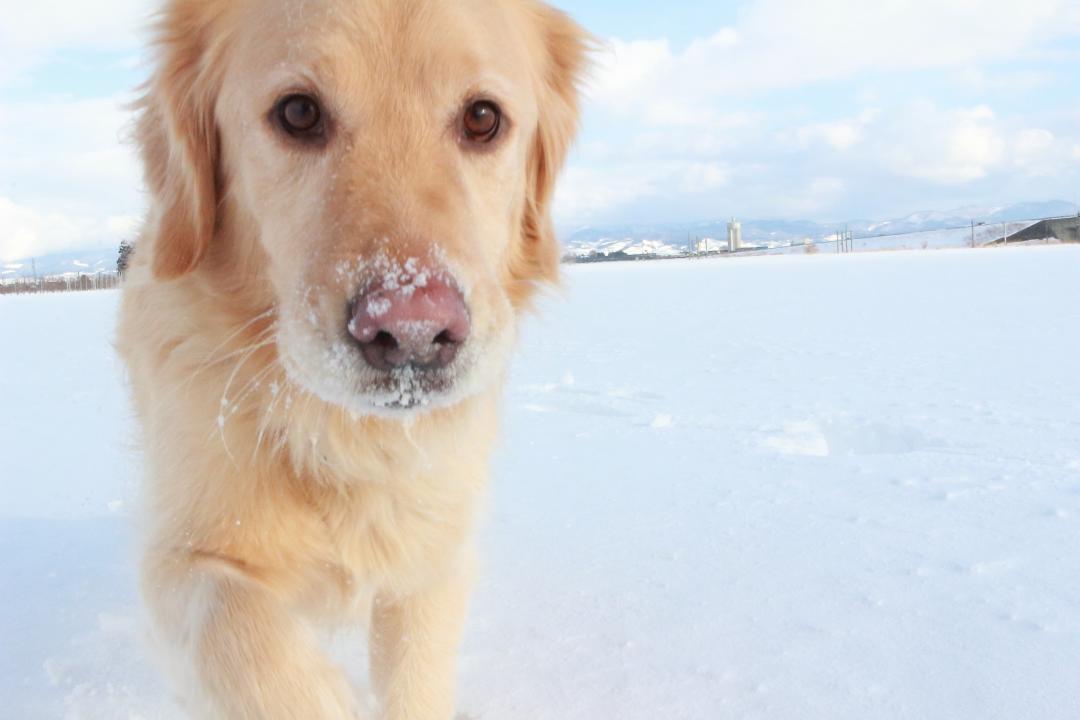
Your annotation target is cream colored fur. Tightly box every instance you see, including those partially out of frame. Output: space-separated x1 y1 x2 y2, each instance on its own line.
116 1 588 717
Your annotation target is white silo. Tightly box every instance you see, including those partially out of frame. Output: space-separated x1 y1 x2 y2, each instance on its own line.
727 218 742 252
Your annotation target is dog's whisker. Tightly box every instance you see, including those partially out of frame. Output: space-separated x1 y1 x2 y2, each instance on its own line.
228 356 279 410
219 338 277 405
202 324 277 375
399 421 431 469
179 312 278 390
272 388 297 459
202 308 275 360
253 370 290 461
216 336 278 458
202 308 276 361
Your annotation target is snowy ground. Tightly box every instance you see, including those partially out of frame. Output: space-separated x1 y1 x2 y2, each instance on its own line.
2 245 1079 719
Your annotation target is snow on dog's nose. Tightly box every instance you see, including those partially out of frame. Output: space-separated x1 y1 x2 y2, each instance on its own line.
348 273 470 372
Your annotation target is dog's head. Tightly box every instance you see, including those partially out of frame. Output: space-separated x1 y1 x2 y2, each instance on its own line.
138 0 589 415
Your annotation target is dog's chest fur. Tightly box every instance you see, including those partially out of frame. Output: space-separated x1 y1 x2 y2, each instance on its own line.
303 469 480 611
269 398 495 617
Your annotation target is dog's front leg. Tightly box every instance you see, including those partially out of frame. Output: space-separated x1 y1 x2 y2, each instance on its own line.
370 551 475 720
145 555 357 720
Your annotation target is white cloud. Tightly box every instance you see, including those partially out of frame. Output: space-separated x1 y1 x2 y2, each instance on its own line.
780 177 847 216
0 197 136 262
738 0 1068 74
0 0 153 86
787 106 1079 188
795 110 880 151
554 164 657 225
950 67 1055 93
1012 128 1056 171
0 95 142 198
0 198 79 261
554 158 731 224
817 123 862 152
678 162 730 193
0 95 143 259
568 0 1080 223
625 114 760 160
1009 128 1080 179
565 81 1080 223
589 0 1076 126
0 96 139 183
108 215 141 236
588 38 671 109
878 103 1005 184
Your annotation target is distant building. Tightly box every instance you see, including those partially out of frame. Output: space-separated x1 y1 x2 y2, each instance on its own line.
994 217 1080 245
690 237 721 254
728 218 742 252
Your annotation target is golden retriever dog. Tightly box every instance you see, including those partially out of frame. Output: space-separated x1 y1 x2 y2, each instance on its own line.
116 1 588 717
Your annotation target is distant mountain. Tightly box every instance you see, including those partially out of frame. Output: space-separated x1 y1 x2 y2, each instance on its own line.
4 201 1077 277
2 248 119 279
562 200 1079 257
849 200 1079 238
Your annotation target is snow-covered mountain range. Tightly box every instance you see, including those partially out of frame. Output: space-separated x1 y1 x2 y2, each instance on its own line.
562 199 1079 257
3 200 1077 277
2 249 118 279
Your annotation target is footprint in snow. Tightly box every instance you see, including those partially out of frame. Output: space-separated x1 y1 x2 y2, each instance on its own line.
760 417 937 457
516 375 664 423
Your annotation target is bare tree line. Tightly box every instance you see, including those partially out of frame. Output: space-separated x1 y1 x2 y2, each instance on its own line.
0 273 121 296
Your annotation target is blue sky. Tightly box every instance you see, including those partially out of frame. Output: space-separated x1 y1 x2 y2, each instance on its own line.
2 0 1080 260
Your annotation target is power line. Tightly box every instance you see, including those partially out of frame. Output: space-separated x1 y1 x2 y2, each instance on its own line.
773 212 1074 252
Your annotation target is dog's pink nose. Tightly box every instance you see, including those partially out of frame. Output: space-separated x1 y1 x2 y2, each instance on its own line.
348 276 470 371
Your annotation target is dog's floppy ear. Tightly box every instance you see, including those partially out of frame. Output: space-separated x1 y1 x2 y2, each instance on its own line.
137 1 229 280
510 4 592 305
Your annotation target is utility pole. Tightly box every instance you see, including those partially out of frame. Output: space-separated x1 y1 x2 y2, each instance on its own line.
970 220 975 249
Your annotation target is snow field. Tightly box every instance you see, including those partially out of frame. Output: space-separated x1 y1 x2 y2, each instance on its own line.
2 245 1079 718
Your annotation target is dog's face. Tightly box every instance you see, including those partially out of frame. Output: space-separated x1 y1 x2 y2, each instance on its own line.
140 0 588 415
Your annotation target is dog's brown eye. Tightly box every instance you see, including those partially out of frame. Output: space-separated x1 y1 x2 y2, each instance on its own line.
462 100 502 143
276 94 323 137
